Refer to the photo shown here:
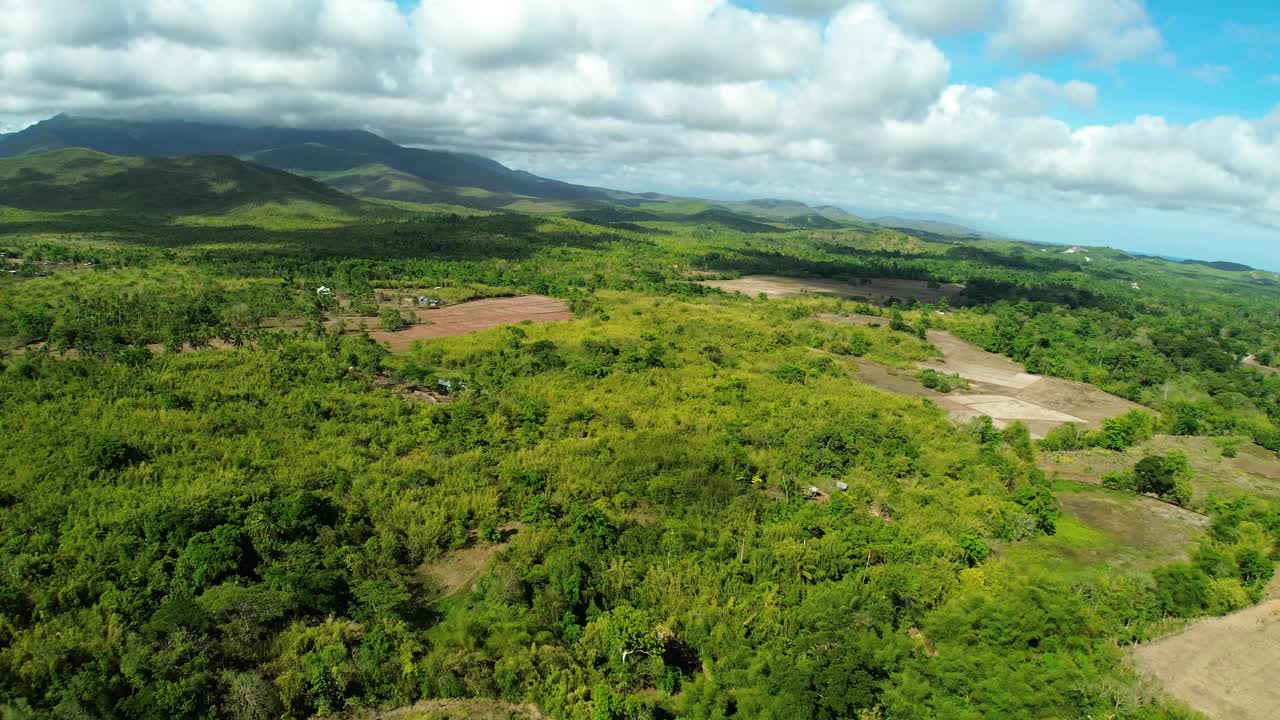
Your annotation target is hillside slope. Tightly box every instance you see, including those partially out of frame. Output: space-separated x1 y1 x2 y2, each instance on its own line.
0 148 375 216
0 115 617 203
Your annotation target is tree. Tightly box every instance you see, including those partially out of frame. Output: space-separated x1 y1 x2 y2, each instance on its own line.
584 605 662 684
378 308 409 331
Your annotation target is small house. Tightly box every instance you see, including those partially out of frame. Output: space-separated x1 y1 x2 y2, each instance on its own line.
835 481 849 492
806 485 822 498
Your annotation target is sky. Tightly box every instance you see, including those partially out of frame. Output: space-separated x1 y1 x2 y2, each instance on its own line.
1 0 1278 267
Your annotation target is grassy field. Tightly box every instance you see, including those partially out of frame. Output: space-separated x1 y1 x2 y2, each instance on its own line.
996 484 1209 574
1041 434 1280 507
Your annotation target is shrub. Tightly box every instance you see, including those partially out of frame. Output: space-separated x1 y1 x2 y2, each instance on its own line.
773 364 807 384
959 532 990 565
1205 578 1252 615
918 369 966 393
1102 471 1136 492
378 308 409 331
1153 564 1210 617
1039 423 1088 452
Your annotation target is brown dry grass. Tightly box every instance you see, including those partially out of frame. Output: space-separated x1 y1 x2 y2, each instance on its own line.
1040 435 1280 506
415 524 524 603
698 274 963 303
1134 581 1280 720
362 698 544 720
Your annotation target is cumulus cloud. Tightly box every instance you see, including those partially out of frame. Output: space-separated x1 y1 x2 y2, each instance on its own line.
992 0 1165 65
881 0 997 36
805 3 949 120
1 0 1278 230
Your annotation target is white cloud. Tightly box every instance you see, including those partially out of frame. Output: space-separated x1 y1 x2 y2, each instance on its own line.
881 0 997 36
1191 64 1230 86
806 3 949 120
996 74 1098 114
992 0 1164 65
2 0 1279 234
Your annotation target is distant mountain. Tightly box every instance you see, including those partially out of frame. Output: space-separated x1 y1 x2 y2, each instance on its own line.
0 115 621 204
725 198 863 223
0 148 373 216
871 216 987 238
0 116 1004 240
814 205 859 221
1181 259 1254 272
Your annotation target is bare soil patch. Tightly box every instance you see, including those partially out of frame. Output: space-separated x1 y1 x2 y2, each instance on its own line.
1243 354 1280 376
1134 594 1280 720
835 319 1145 437
415 524 523 602
699 274 963 303
365 295 571 350
364 698 544 720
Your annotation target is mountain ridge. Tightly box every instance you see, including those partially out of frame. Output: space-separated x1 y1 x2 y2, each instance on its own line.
0 116 999 238
0 115 621 204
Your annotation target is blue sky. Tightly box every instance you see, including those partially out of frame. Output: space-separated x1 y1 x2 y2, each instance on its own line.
939 2 1278 125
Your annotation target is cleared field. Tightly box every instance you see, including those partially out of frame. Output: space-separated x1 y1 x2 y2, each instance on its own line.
698 274 963 303
1134 595 1280 720
999 486 1208 572
365 295 571 350
367 699 544 720
829 314 1144 436
1041 435 1280 506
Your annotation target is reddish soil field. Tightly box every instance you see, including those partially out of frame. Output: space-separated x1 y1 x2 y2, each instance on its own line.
365 295 571 350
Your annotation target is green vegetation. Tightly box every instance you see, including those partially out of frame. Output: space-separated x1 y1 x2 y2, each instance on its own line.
917 368 967 393
2 148 1279 720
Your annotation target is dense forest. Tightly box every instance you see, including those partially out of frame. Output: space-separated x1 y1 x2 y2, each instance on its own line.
2 154 1279 720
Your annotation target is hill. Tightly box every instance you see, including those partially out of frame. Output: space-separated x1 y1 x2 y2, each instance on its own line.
0 115 620 204
1 117 994 238
1181 259 1255 272
0 148 377 219
871 215 990 239
724 198 863 224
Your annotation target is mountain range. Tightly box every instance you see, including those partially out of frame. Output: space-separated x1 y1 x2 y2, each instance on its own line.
0 115 996 238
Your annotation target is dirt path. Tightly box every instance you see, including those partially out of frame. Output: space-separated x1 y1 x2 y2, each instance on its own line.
1134 592 1280 720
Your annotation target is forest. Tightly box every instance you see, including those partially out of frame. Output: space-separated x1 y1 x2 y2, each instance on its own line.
3 156 1280 720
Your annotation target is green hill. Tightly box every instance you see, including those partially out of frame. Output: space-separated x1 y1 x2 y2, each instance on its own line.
0 115 623 204
0 148 378 220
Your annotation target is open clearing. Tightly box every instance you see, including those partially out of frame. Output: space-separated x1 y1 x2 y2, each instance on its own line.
364 295 571 350
825 313 1144 436
999 486 1208 572
1041 435 1280 506
366 699 544 720
415 524 522 603
1134 586 1280 720
698 274 964 304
